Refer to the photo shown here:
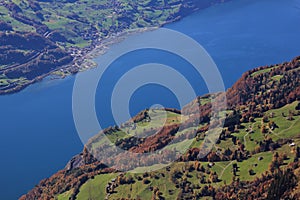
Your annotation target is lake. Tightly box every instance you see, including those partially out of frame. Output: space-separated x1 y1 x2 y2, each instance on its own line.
1 0 300 199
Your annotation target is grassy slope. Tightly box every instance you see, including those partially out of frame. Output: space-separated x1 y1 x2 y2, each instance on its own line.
57 190 73 200
64 101 300 199
75 173 118 200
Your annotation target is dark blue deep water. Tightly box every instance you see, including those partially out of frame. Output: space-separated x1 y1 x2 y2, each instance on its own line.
0 0 300 199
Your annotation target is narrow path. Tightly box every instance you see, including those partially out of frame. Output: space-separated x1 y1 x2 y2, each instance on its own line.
219 160 234 179
268 117 300 141
277 117 300 135
0 52 42 73
243 123 256 149
244 131 249 148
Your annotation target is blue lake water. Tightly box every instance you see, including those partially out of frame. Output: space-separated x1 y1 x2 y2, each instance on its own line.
1 0 300 199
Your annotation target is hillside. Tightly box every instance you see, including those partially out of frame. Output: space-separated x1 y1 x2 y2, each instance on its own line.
20 56 300 200
0 0 230 94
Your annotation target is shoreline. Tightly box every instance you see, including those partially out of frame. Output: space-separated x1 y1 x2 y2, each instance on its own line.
0 3 192 96
78 26 160 71
0 1 226 96
0 27 158 95
0 22 179 96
